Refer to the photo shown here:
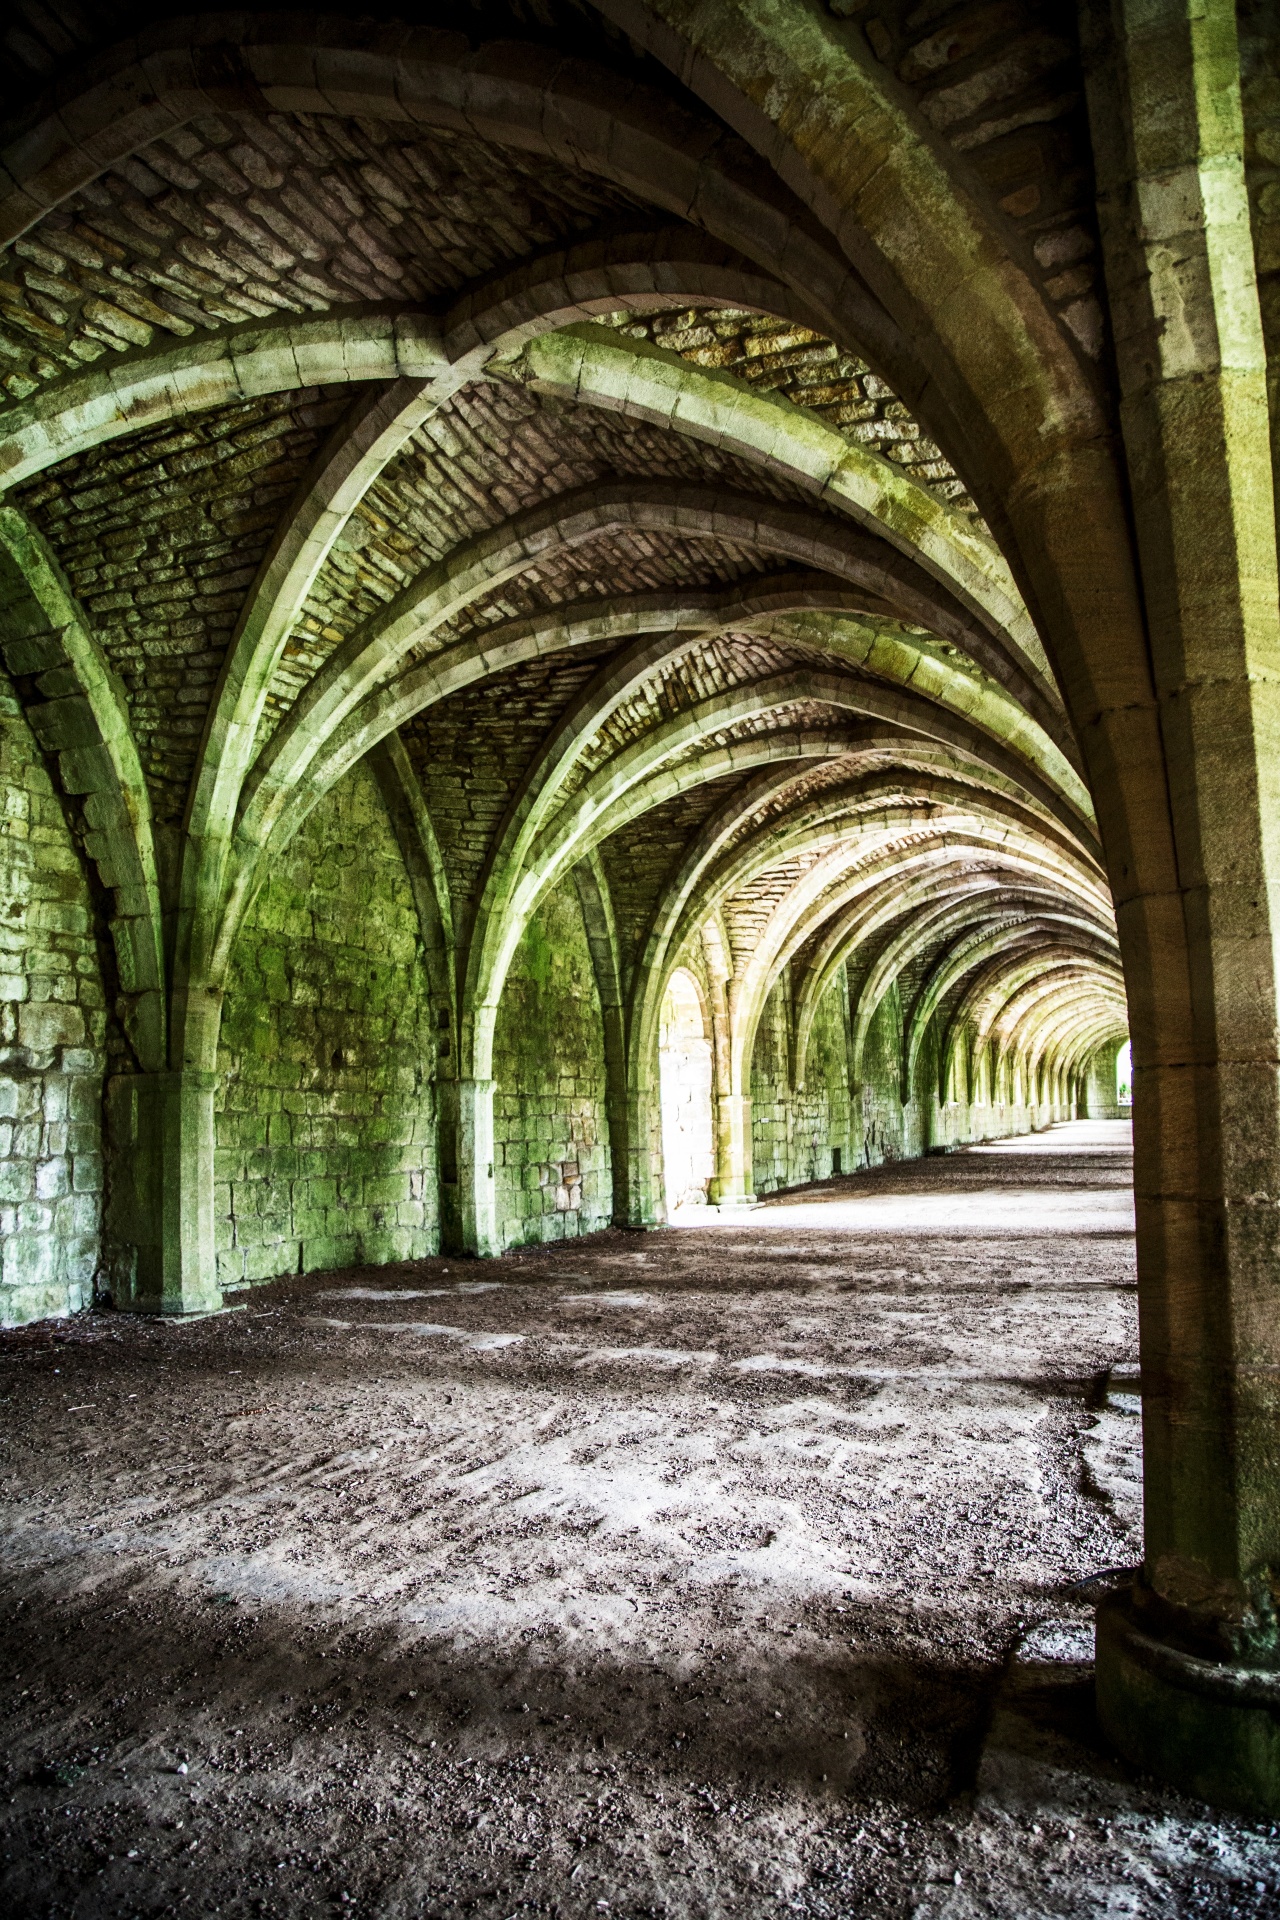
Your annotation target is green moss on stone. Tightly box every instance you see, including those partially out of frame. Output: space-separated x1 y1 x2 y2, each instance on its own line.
215 760 438 1287
491 882 612 1250
0 669 104 1324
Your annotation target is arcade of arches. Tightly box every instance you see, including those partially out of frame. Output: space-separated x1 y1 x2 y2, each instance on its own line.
1 0 1279 1829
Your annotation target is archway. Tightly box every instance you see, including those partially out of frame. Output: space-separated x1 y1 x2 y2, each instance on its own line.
658 968 715 1217
0 0 1273 1829
1116 1040 1133 1108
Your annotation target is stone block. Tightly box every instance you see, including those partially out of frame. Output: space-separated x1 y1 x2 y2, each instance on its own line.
0 1160 34 1203
25 901 91 937
2 631 65 677
63 1234 98 1289
255 1179 294 1219
34 1156 70 1199
359 1228 412 1266
242 1241 298 1284
364 1173 408 1206
2 1232 55 1292
58 1192 98 1235
301 1235 358 1273
18 1002 85 1051
4 1276 76 1326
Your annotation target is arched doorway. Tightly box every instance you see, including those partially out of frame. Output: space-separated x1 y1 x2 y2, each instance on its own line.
659 969 715 1217
1115 1040 1132 1109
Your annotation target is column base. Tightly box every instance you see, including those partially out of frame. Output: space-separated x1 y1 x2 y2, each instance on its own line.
1096 1588 1280 1815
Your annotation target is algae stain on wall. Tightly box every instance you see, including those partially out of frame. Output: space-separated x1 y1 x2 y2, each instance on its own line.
215 761 438 1287
492 881 611 1250
751 971 853 1193
859 983 909 1167
0 669 105 1325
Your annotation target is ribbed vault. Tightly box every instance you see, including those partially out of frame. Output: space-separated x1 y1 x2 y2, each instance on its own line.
0 5 1126 1296
14 0 1280 1833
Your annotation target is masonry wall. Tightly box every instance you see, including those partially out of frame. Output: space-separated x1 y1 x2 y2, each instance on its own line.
751 973 853 1194
492 882 612 1250
749 974 928 1187
215 762 438 1288
747 967 1078 1196
0 670 104 1325
803 980 854 1177
859 982 913 1167
750 976 791 1194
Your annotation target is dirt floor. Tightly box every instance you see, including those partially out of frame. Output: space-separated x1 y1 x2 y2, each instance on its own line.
3 1120 1279 1918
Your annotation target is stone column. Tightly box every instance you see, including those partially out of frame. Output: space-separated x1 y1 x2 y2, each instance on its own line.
598 1000 635 1229
712 1092 755 1207
1087 0 1280 1812
435 1071 462 1254
456 1075 498 1257
105 1069 221 1315
622 1082 662 1228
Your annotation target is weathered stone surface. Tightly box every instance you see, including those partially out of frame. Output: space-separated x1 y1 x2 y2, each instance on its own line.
0 0 1275 1830
267 378 813 729
215 757 438 1286
843 1 1104 355
0 667 104 1324
492 881 612 1251
0 108 640 404
15 386 348 820
604 307 980 514
751 967 853 1192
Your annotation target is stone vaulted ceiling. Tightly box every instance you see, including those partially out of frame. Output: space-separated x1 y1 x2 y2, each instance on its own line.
0 1 1126 1236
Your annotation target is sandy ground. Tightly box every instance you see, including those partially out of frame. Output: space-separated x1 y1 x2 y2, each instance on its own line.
2 1120 1279 1918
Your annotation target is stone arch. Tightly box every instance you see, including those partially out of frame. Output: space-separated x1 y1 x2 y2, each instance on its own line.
3 1 1275 1812
0 509 164 1073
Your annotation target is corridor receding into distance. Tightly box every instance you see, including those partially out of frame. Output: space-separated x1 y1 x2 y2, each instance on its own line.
5 0 1280 1909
